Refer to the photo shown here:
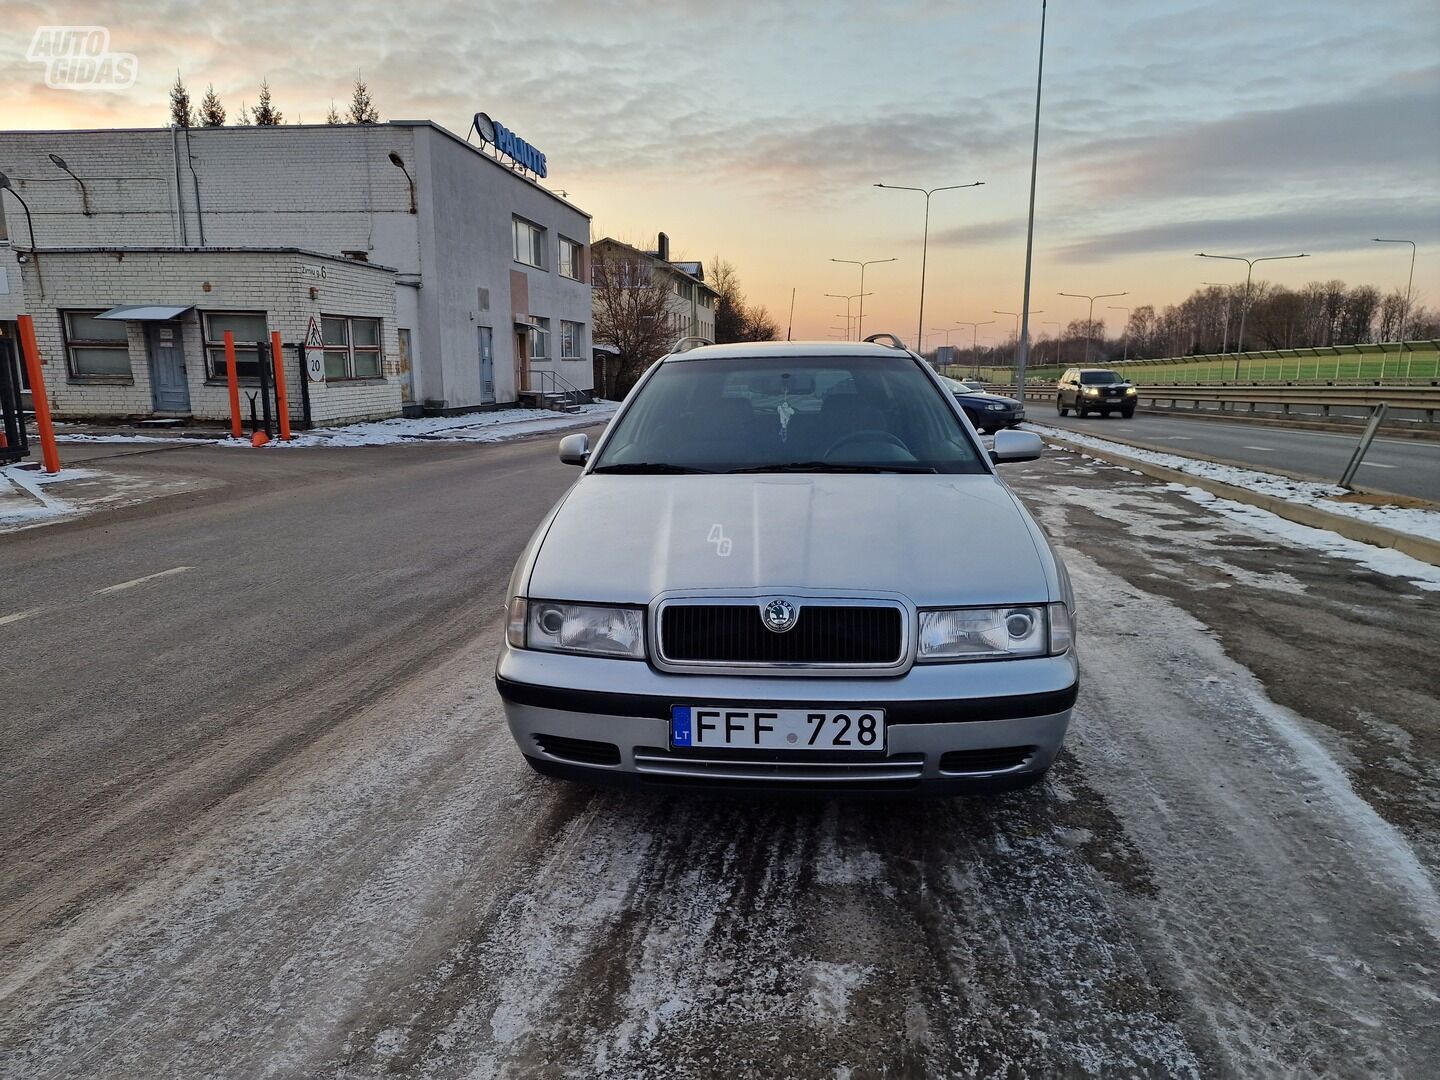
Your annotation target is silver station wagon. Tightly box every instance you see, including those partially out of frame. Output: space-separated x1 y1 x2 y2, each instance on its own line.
496 336 1078 795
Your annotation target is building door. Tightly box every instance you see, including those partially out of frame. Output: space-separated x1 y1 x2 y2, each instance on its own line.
145 322 191 413
478 326 495 404
514 328 529 396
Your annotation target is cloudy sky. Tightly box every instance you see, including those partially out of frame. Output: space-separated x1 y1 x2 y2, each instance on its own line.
4 0 1438 343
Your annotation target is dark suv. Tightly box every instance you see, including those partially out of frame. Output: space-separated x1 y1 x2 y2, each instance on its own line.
1055 368 1137 418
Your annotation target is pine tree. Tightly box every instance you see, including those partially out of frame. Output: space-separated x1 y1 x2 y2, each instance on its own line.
346 76 379 124
199 83 226 127
325 100 342 124
252 79 283 125
169 72 194 127
235 102 252 125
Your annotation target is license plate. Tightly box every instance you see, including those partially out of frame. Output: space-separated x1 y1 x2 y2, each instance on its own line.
670 706 886 752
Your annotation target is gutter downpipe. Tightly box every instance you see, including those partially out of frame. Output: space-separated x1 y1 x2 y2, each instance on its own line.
170 125 188 245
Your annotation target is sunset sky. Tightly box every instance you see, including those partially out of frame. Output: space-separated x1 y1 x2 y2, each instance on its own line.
4 0 1438 346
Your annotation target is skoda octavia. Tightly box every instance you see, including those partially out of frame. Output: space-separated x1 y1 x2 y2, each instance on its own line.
496 337 1078 794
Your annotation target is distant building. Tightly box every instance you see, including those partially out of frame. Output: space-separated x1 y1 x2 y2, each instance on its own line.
0 119 593 425
591 233 717 343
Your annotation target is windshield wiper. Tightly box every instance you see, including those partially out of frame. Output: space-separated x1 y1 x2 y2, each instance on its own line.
727 461 936 474
590 462 715 474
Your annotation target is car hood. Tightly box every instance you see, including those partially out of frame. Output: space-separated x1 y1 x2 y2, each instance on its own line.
956 390 1022 406
527 473 1054 607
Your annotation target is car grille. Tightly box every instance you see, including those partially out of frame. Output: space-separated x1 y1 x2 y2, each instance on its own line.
659 603 904 666
938 745 1036 775
533 733 622 766
633 747 924 787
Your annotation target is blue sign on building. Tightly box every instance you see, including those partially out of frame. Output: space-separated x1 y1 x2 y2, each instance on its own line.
473 112 547 179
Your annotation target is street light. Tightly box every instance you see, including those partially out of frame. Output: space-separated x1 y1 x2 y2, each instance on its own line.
1373 238 1418 342
956 319 990 377
387 151 417 214
1057 291 1126 363
47 152 91 216
1107 305 1131 362
873 180 983 347
0 172 43 296
1013 0 1050 398
1195 252 1308 378
830 258 895 341
994 309 1043 366
824 291 872 341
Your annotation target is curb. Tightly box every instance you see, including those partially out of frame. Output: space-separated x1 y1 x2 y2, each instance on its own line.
1036 432 1440 569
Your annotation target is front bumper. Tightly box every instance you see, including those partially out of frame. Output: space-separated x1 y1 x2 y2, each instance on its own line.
495 644 1078 795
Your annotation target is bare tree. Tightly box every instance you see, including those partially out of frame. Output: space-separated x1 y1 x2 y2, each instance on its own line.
169 73 194 127
198 84 226 127
710 257 776 343
592 250 676 398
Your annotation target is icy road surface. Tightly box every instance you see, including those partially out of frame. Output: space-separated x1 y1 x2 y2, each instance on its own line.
2 446 1437 1078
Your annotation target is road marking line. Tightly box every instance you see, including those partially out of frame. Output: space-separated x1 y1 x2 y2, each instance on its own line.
0 607 47 627
94 566 194 595
1358 461 1397 469
1242 445 1278 451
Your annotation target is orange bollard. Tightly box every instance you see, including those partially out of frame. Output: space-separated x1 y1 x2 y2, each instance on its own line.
223 330 242 439
270 331 292 441
17 315 61 474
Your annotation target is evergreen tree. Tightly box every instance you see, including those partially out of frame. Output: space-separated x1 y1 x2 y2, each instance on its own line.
252 79 283 125
325 100 342 124
234 102 252 125
346 76 379 124
169 72 194 127
198 83 226 127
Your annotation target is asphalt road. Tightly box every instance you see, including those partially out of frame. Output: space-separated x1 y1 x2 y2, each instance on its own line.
1034 409 1440 502
2 433 1438 1078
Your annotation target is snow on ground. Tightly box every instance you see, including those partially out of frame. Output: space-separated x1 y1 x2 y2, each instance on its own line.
251 402 619 448
1022 422 1440 542
0 465 95 530
54 433 194 445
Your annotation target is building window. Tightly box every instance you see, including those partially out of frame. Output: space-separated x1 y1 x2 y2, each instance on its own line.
560 320 583 359
513 216 546 268
323 315 384 379
203 310 268 380
559 237 583 281
62 310 132 378
529 317 551 360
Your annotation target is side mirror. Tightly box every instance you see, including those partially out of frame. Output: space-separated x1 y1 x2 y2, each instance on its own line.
990 429 1042 464
558 432 590 466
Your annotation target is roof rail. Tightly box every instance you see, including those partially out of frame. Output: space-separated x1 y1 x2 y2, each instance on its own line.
863 332 909 350
670 335 715 354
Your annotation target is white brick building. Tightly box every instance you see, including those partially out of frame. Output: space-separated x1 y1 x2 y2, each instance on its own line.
0 120 593 425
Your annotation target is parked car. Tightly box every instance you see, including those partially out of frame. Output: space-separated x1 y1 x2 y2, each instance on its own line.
496 337 1079 796
1055 367 1138 418
940 375 1026 432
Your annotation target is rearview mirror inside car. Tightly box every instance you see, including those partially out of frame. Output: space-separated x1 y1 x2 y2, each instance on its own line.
990 429 1042 464
558 433 590 466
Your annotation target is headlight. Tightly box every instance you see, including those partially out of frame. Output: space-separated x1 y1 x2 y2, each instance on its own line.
507 598 645 659
1125 386 1137 395
917 603 1072 662
985 402 1007 411
1082 387 1100 396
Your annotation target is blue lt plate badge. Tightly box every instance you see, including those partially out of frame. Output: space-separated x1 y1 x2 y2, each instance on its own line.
671 705 693 746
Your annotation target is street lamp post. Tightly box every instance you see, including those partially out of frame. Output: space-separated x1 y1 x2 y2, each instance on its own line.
1372 238 1417 342
824 292 872 341
47 153 92 215
1107 305 1131 363
830 259 894 342
1195 252 1308 378
0 172 43 297
1057 291 1127 363
955 320 995 377
995 309 1043 369
1013 0 1049 399
873 181 983 348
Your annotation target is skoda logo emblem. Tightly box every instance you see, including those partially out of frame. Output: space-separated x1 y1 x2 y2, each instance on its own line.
761 598 798 633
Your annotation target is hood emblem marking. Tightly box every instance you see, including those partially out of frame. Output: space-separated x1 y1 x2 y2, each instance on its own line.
761 597 799 633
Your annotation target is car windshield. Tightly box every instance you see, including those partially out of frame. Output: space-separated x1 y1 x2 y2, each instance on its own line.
592 355 987 474
1079 371 1124 385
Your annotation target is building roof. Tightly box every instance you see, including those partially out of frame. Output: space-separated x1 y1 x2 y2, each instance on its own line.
591 237 718 295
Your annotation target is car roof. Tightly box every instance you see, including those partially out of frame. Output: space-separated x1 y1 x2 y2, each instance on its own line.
663 340 916 362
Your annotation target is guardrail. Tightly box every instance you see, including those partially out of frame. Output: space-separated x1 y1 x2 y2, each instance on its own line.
1009 382 1440 426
